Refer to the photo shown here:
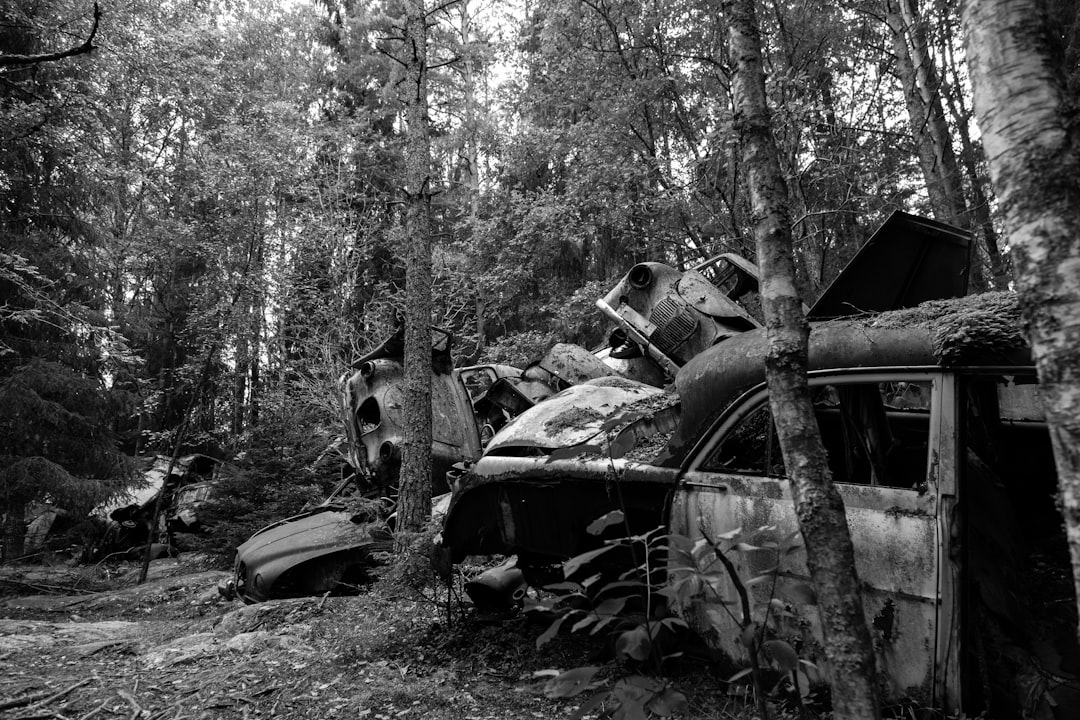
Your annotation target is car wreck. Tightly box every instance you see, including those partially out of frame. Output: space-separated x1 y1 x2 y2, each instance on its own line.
227 210 977 608
445 210 973 575
443 291 1079 716
219 478 393 603
92 453 220 559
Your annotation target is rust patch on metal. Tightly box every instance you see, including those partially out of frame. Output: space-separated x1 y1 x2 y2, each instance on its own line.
873 598 897 642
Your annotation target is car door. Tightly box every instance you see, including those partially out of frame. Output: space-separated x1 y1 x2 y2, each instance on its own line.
669 370 953 707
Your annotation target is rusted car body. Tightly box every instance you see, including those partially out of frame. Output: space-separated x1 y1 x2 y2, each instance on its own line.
443 293 1078 715
442 377 679 576
93 454 219 558
340 358 524 491
239 210 974 607
218 486 391 603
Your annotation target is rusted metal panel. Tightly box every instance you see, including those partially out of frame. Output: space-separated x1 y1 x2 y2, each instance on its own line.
482 380 663 455
671 472 941 703
596 260 760 376
807 210 971 320
339 358 483 489
442 455 680 563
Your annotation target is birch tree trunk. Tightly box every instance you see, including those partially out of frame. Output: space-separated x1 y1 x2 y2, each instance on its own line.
963 0 1080 640
397 0 434 538
723 1 882 716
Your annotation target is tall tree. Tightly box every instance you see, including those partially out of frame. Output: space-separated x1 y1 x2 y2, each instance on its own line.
397 0 435 536
723 0 883 716
962 0 1080 640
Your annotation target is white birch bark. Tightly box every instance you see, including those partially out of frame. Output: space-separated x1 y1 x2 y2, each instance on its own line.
963 0 1080 638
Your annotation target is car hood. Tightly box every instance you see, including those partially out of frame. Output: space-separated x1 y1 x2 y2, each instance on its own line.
237 506 380 568
483 377 663 454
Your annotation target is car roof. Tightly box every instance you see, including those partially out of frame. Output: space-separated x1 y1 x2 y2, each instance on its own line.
668 292 1031 463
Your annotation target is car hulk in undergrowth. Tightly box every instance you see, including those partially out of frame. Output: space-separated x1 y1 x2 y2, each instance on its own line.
220 211 972 604
442 293 1080 718
223 211 1023 708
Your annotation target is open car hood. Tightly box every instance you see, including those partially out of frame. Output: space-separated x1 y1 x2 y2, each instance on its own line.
808 210 971 319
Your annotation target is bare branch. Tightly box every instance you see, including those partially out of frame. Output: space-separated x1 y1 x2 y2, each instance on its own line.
427 0 463 19
0 3 101 68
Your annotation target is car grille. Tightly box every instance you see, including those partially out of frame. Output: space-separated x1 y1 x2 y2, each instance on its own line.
650 297 698 356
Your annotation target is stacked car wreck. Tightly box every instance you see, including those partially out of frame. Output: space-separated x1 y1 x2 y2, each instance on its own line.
446 292 1079 715
442 216 1079 716
221 210 1078 715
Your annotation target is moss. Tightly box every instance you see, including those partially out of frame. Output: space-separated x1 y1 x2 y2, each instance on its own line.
867 292 1029 365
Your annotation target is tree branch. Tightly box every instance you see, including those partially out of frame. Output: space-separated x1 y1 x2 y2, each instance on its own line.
0 2 100 67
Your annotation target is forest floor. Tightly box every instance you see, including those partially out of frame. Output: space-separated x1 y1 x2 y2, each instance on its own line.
0 554 764 720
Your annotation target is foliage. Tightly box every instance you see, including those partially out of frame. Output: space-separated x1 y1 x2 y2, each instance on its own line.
525 515 688 720
667 525 816 718
0 360 136 557
193 407 346 561
525 504 823 719
376 513 462 626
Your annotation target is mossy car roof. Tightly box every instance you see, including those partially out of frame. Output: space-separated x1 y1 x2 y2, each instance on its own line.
668 292 1030 464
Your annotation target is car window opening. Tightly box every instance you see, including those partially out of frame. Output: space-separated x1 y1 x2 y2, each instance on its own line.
703 380 931 490
357 397 380 435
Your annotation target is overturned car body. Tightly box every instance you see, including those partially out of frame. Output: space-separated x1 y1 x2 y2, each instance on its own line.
444 292 1079 716
218 483 392 603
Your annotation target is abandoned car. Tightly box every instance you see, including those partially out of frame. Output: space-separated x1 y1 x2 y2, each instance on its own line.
442 292 1079 717
220 477 383 603
230 211 975 606
92 454 219 559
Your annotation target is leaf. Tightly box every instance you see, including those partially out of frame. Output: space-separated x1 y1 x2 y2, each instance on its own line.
612 695 649 720
544 666 602 698
563 545 617 577
648 687 688 716
750 564 779 578
761 639 800 672
612 679 651 720
657 616 689 632
727 667 753 684
665 533 695 553
593 596 628 617
623 675 663 692
739 622 759 648
795 669 811 698
594 580 647 598
571 614 598 633
734 542 762 552
541 581 583 593
614 626 652 661
580 573 603 589
744 573 774 588
717 526 743 540
587 510 625 535
569 690 609 720
537 614 568 649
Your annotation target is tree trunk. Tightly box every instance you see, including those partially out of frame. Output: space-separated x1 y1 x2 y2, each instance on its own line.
886 0 969 229
2 499 26 560
962 0 1080 642
397 0 434 540
723 1 883 717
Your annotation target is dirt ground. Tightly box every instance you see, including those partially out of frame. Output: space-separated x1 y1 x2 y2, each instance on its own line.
0 555 750 720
